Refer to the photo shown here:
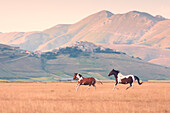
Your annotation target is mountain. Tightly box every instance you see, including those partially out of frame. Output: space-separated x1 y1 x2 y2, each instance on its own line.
0 10 169 67
38 10 168 51
0 42 169 81
0 10 168 51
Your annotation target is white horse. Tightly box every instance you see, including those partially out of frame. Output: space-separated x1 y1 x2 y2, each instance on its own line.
108 69 143 90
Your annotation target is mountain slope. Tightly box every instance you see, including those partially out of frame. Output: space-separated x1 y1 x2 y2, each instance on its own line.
97 43 170 67
67 11 165 45
149 58 170 67
138 19 170 48
37 10 114 51
39 10 166 51
0 44 48 79
45 53 170 81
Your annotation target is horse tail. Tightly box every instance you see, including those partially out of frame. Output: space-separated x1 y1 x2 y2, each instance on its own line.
95 78 103 85
97 81 103 85
134 76 143 85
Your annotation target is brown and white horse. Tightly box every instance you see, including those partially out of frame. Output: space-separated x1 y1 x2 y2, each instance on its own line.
73 73 102 91
108 69 143 90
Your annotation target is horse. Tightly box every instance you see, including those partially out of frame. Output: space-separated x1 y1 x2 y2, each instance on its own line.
108 68 143 90
73 73 103 91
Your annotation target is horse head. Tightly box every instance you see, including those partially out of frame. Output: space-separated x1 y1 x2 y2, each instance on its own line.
108 69 119 77
108 69 115 76
73 73 83 80
73 73 78 80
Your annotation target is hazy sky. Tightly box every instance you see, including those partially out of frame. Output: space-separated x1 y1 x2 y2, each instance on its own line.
0 0 169 33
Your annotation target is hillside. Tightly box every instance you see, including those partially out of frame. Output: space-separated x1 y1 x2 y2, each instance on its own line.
149 58 170 67
97 43 170 67
0 43 169 81
44 42 170 81
138 19 170 48
0 44 48 80
45 53 170 81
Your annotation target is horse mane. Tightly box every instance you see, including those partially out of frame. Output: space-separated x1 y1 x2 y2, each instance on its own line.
112 69 119 77
75 73 83 77
79 74 83 77
115 70 119 73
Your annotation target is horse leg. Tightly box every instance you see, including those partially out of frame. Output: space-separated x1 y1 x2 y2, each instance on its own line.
113 82 118 90
87 84 92 90
75 84 78 87
126 83 132 90
93 84 96 90
76 84 80 91
132 83 134 88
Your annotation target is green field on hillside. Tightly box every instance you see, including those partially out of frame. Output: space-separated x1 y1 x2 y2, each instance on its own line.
44 53 170 81
0 44 170 81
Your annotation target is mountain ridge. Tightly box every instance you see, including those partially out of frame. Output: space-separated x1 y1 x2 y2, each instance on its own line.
0 10 169 66
0 10 168 51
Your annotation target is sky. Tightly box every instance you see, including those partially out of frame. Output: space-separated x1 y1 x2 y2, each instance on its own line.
0 0 169 33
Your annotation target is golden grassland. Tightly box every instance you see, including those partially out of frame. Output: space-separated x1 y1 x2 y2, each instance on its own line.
0 82 169 113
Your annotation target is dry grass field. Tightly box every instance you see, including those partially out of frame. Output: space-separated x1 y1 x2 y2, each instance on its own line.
0 82 169 113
